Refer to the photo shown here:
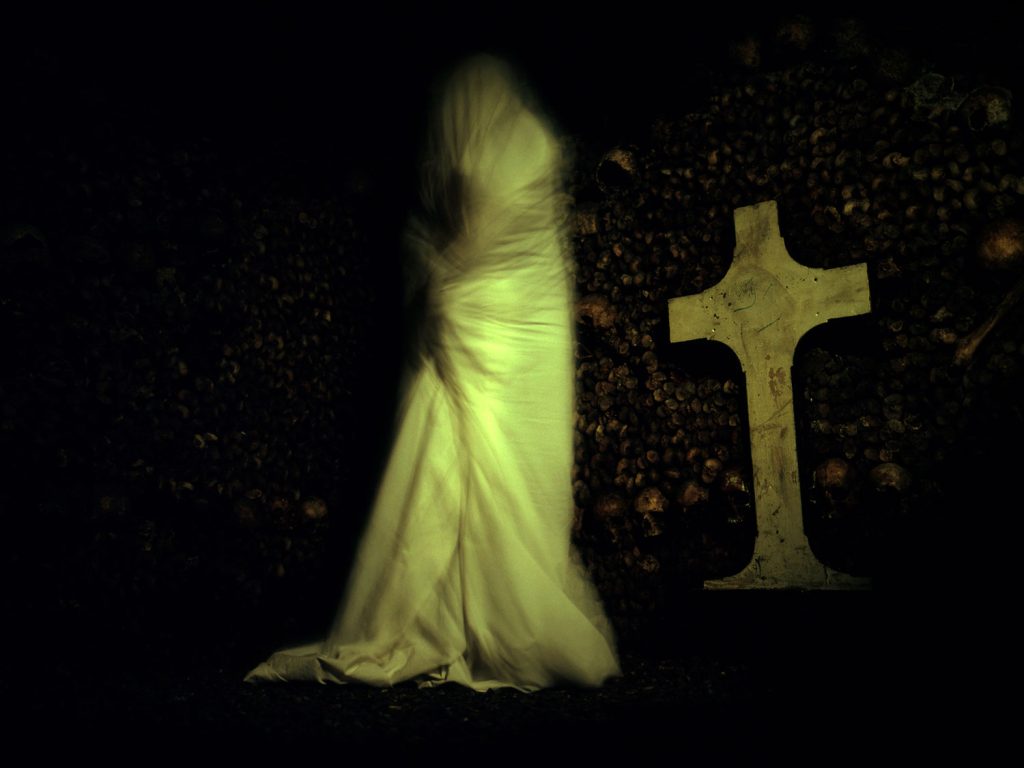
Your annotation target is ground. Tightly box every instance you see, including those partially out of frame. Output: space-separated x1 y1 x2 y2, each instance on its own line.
9 591 965 760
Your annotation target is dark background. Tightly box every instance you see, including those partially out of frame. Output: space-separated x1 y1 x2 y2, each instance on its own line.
11 7 1023 163
16 11 1024 127
2 5 1018 755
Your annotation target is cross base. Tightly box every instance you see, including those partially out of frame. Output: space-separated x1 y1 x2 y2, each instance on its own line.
705 561 871 590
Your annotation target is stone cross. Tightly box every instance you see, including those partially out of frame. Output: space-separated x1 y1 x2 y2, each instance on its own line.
668 200 871 589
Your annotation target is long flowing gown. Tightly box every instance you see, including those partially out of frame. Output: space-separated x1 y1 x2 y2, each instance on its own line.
243 55 621 692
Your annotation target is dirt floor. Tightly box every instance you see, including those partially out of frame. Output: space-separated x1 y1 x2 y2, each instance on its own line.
8 591 972 761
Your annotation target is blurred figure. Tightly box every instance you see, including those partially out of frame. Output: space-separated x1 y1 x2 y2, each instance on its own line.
245 54 620 691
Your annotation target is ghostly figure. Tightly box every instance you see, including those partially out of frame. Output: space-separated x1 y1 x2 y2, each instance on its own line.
244 54 621 692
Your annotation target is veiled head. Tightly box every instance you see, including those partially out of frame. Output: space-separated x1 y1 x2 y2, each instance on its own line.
417 55 561 241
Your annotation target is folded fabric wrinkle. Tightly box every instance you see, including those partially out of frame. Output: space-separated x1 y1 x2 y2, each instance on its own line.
244 54 621 692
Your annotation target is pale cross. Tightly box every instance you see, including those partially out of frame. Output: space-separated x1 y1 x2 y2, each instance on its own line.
668 200 871 589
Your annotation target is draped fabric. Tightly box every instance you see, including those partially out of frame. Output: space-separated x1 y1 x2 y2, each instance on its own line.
243 55 621 692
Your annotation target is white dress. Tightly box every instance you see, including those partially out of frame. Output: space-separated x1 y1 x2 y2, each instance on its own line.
243 55 621 692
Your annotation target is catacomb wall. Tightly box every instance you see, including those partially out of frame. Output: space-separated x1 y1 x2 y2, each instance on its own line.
569 55 1023 621
2 16 1021 648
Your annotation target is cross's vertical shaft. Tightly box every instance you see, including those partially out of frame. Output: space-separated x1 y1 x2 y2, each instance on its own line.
668 200 871 588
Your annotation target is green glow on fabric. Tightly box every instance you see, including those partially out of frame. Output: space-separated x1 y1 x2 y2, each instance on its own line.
245 55 620 692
